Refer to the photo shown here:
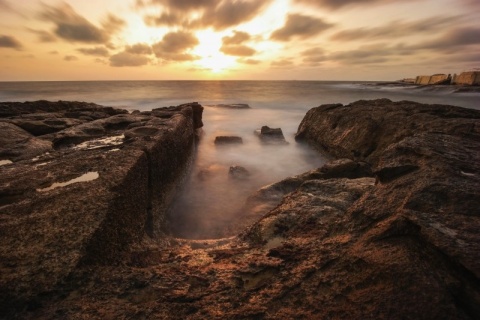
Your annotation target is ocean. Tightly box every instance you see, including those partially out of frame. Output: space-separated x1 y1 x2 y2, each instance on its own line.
2 81 479 238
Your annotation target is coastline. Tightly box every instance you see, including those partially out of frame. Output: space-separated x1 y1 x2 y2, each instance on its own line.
1 99 479 318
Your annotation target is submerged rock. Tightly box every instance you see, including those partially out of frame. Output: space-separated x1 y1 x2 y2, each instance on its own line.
255 126 288 144
214 136 243 145
229 165 250 180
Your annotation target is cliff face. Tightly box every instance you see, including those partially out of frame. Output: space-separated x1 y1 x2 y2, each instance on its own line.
0 101 203 312
1 99 479 319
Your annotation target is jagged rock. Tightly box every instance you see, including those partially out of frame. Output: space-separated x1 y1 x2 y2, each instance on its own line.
2 99 479 320
229 165 250 180
0 101 203 315
214 136 243 145
255 126 288 144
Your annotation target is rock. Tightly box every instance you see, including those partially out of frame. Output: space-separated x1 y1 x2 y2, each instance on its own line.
229 165 250 180
255 126 288 144
0 101 203 314
205 103 250 109
0 122 53 161
214 136 243 145
3 99 479 320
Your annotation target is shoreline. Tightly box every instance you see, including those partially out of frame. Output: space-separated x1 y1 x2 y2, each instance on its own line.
1 99 479 318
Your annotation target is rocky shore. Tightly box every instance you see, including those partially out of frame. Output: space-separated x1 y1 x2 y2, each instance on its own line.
1 99 479 319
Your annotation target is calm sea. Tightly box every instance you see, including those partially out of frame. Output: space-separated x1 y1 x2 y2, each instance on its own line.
2 81 478 238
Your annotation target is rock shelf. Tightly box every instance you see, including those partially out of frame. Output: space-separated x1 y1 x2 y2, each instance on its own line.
1 99 479 319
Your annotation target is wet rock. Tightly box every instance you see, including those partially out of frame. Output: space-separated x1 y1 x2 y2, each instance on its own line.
255 126 288 144
229 165 250 180
214 136 243 145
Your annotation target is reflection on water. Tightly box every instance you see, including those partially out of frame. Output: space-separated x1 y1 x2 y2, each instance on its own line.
170 107 327 239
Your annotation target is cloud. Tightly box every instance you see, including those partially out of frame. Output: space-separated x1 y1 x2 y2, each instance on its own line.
294 0 404 10
77 47 109 57
302 48 327 64
198 0 272 30
152 31 199 61
125 43 153 55
271 14 334 41
143 0 272 31
0 35 22 49
49 50 59 55
27 29 57 42
238 58 261 65
64 55 79 61
223 31 251 45
413 27 480 51
145 12 183 27
221 44 256 56
109 51 150 67
0 0 11 10
102 14 126 34
271 58 294 67
331 16 461 41
301 43 413 66
39 2 124 44
143 0 217 10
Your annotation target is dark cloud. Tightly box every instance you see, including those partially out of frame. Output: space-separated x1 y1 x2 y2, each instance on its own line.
49 50 59 55
145 12 183 27
27 29 57 42
126 43 153 55
199 0 271 30
109 51 150 67
102 14 126 34
302 48 327 64
0 0 11 10
413 27 480 51
39 2 124 44
144 0 217 10
143 0 271 31
77 47 109 57
331 16 461 41
223 31 251 45
0 35 22 49
152 31 199 61
270 14 334 41
221 44 256 56
238 58 261 65
294 0 404 10
64 55 79 61
301 43 413 66
271 58 294 67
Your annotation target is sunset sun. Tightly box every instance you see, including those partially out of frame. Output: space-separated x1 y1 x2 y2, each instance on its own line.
193 30 237 73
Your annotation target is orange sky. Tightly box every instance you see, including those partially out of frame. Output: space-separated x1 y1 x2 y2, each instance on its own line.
0 0 479 81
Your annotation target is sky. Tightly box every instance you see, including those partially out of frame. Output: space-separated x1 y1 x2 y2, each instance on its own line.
0 0 479 81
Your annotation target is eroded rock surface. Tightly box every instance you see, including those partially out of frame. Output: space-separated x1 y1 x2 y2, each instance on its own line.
2 99 479 319
0 101 203 314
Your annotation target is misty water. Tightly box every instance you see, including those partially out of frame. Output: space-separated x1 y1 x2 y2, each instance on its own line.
2 81 479 239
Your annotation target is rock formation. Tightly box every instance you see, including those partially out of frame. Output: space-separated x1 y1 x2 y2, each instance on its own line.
0 101 203 314
254 126 288 144
1 99 479 319
214 136 243 145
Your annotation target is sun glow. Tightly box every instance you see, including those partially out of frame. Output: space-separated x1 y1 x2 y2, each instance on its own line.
193 30 237 73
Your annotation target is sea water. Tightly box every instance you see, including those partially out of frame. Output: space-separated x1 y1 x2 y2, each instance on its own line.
2 81 478 238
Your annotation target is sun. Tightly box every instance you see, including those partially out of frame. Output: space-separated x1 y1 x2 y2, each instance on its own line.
193 30 237 73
